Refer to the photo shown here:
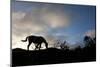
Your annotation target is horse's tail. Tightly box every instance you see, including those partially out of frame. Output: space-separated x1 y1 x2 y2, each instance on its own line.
21 36 28 42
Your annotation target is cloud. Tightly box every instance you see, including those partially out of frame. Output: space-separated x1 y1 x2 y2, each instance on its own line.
12 11 46 36
12 6 70 33
41 10 70 28
85 29 96 38
12 3 71 36
12 3 72 49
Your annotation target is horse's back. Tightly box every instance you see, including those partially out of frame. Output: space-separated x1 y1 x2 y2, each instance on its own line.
28 35 45 43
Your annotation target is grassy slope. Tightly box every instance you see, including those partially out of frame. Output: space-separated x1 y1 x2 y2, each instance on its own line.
12 48 96 66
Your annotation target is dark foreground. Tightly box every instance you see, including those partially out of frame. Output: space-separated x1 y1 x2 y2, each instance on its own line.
12 47 96 66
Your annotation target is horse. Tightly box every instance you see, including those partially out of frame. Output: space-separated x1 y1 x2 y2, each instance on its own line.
21 35 48 50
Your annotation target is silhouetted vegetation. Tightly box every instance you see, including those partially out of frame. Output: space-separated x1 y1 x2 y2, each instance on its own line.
60 41 69 50
12 35 96 66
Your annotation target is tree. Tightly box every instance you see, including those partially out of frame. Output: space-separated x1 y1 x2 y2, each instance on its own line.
84 36 96 49
60 41 69 50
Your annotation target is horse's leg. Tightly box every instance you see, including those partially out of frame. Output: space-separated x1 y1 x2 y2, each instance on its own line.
27 41 32 51
45 42 48 49
35 44 38 50
39 44 41 48
37 44 41 50
46 45 48 49
39 44 41 50
39 44 40 50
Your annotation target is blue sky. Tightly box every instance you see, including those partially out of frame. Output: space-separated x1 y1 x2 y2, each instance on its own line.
12 1 96 49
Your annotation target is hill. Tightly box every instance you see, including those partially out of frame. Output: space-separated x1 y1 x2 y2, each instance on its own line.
12 48 96 66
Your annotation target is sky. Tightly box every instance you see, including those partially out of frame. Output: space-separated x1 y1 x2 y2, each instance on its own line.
12 0 96 50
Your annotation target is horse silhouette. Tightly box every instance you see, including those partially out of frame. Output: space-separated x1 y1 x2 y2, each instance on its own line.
21 35 48 50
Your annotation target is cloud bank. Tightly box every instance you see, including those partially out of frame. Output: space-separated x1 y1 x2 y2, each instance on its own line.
12 3 71 49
